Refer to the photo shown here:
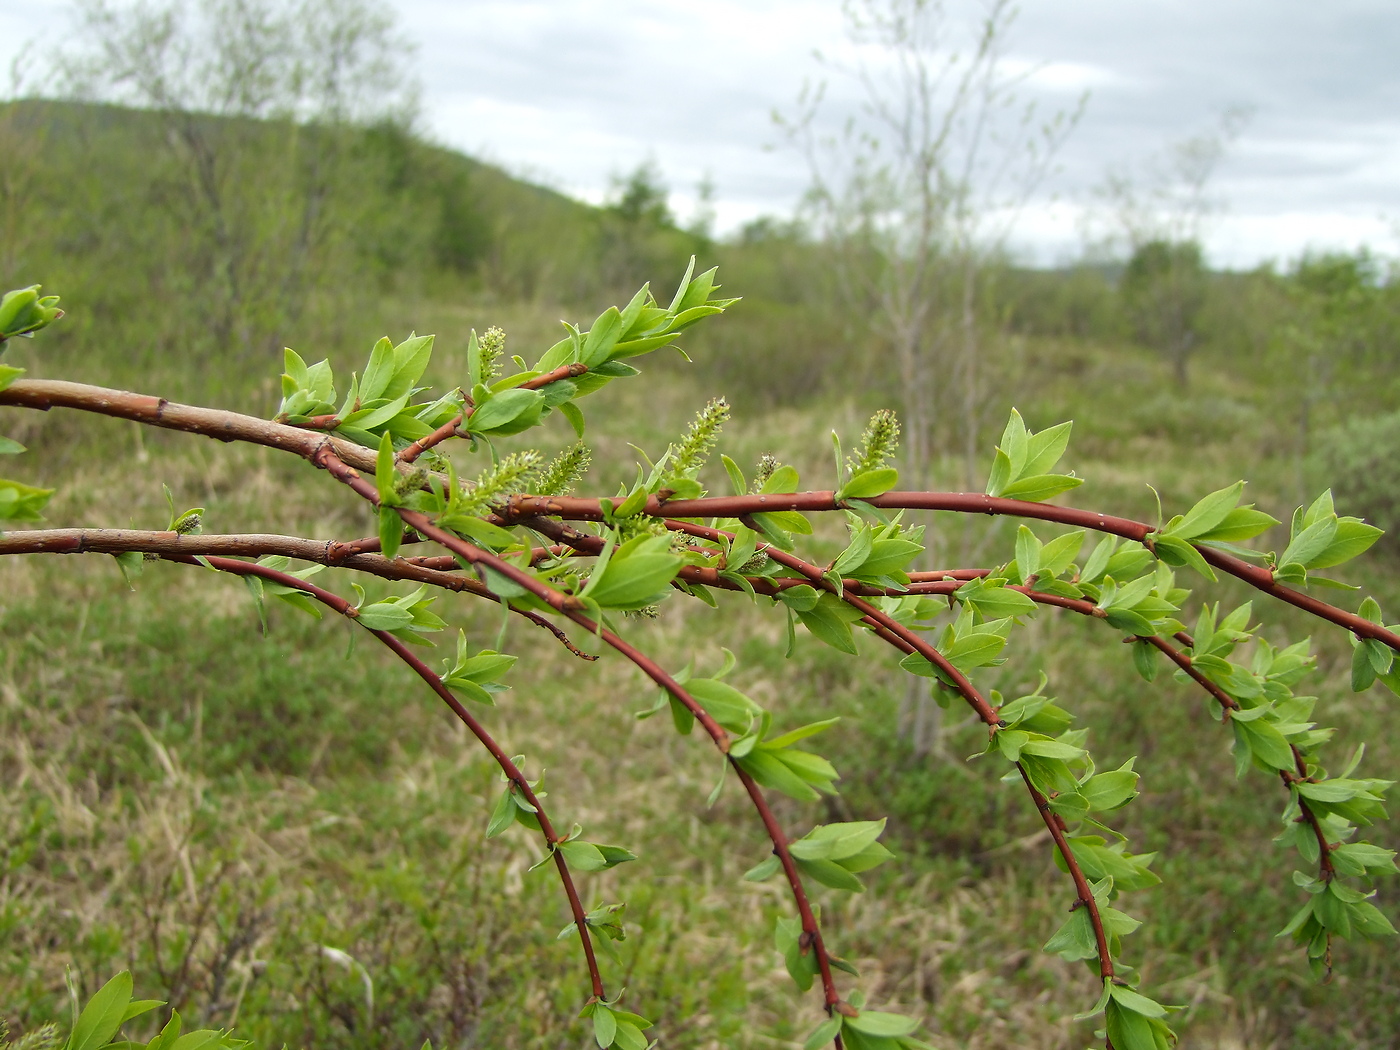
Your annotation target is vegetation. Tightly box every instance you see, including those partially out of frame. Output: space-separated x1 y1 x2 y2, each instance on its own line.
3 18 1400 1042
2 226 1399 1050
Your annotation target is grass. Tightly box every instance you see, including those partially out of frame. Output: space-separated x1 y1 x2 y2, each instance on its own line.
1 295 1398 1049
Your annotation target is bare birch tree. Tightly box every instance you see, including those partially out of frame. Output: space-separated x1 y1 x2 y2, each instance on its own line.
783 0 1082 491
781 0 1081 755
49 0 418 356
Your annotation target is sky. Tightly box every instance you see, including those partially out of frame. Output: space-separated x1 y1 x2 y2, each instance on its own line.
4 0 1399 268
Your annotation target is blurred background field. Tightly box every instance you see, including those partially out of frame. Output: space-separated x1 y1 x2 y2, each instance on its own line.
3 10 1400 1045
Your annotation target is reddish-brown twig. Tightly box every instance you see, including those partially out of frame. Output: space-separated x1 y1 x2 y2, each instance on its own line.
302 443 848 1022
397 363 591 464
0 528 595 661
398 412 465 464
657 518 1118 981
498 489 1400 651
162 553 608 999
5 378 1394 652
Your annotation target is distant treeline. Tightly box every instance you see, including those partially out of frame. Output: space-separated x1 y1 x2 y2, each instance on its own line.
5 98 1400 427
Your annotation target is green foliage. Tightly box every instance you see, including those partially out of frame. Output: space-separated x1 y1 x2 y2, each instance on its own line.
3 268 1400 1050
1120 239 1208 385
0 285 63 343
39 972 247 1050
1311 412 1400 555
984 409 1081 501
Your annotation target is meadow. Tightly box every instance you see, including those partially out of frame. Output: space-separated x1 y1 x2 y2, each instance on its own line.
1 98 1399 1049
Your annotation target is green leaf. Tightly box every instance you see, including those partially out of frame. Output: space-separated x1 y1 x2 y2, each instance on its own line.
0 477 54 522
592 1004 617 1048
1313 518 1383 569
358 336 397 402
985 448 1012 496
1105 999 1173 1050
558 840 608 872
839 467 899 500
803 1018 843 1050
1281 515 1338 570
120 999 163 1024
789 819 887 862
1107 983 1169 1020
1232 716 1295 772
1133 640 1159 682
795 594 864 654
1023 419 1073 476
794 855 866 891
467 388 544 435
844 1011 919 1037
384 333 435 402
1197 505 1280 543
68 971 134 1050
486 790 515 837
1170 482 1244 540
356 602 415 632
761 464 800 494
1350 899 1398 938
999 473 1083 502
686 678 759 734
762 717 840 750
0 364 25 392
611 1021 649 1050
1043 907 1098 960
1151 534 1216 581
1020 738 1087 761
595 844 638 869
1080 765 1139 812
583 534 682 610
378 505 404 561
744 854 781 882
1330 842 1398 877
738 749 822 801
373 432 399 505
956 577 1037 620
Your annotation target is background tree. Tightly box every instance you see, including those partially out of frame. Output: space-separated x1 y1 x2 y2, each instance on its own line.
784 0 1081 493
48 0 419 358
783 0 1081 754
1119 238 1207 387
1096 110 1248 388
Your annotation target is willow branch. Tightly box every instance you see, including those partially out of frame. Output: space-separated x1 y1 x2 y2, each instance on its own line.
0 528 595 661
3 376 1390 651
308 444 846 1016
499 490 1400 651
657 518 1116 982
161 553 608 999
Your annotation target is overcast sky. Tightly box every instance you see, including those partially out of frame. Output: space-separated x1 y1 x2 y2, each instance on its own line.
4 0 1398 268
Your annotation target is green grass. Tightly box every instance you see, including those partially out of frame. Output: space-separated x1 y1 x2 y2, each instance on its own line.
2 305 1398 1050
